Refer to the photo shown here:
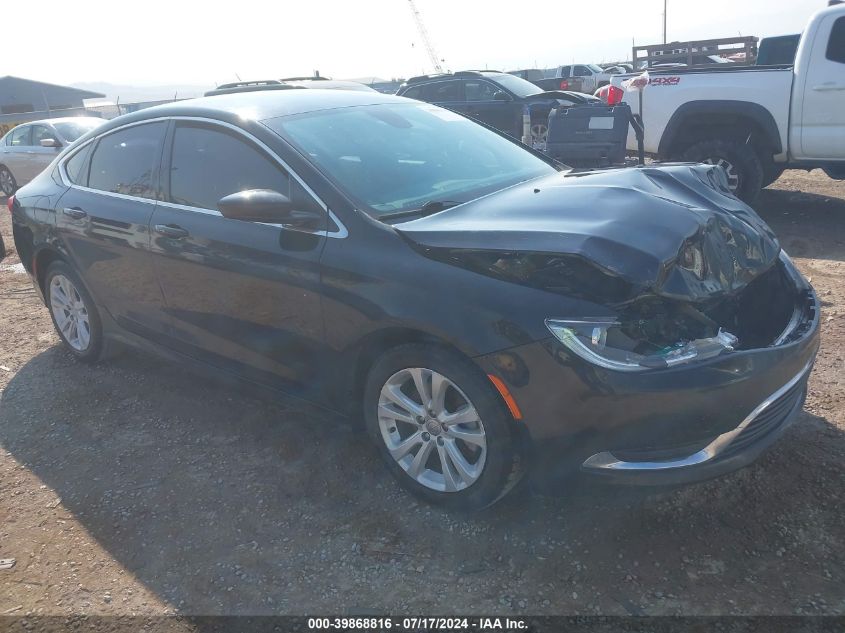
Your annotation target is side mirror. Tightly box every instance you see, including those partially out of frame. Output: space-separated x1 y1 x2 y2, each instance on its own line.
40 138 61 148
218 189 323 229
493 91 511 102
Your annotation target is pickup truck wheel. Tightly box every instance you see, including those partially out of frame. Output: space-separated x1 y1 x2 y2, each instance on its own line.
681 140 763 204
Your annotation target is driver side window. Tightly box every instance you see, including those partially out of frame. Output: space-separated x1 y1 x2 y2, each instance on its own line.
168 123 291 212
464 81 502 102
31 125 55 145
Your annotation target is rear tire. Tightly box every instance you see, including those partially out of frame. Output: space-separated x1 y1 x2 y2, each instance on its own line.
0 166 16 197
44 261 105 363
364 344 519 511
681 139 764 204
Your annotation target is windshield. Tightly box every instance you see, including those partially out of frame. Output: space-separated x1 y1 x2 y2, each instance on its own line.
487 73 542 97
264 103 556 217
588 64 605 73
54 119 104 142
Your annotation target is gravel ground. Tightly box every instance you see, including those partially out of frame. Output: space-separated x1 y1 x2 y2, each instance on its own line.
0 171 843 617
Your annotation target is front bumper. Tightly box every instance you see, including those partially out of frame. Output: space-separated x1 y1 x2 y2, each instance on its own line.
476 284 820 486
578 357 810 485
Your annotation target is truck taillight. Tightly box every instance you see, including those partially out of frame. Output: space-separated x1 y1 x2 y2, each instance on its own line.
6 195 13 213
559 79 569 90
605 85 625 105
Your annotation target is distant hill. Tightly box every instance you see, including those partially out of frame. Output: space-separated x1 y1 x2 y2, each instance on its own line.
71 82 212 104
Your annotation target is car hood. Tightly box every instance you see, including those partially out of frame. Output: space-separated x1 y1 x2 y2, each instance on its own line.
394 164 781 303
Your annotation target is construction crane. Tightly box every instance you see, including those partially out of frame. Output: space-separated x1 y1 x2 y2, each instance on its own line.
407 0 445 73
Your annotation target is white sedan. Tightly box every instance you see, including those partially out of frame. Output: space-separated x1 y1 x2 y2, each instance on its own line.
0 116 105 196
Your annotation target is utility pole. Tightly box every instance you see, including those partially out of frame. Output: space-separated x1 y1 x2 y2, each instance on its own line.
663 0 667 44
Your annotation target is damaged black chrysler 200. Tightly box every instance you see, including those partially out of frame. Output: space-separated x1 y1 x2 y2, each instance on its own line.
10 90 819 510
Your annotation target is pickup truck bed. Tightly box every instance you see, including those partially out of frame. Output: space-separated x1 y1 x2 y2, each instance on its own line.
605 2 845 203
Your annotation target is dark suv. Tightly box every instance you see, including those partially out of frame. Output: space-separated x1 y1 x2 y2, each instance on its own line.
396 70 593 144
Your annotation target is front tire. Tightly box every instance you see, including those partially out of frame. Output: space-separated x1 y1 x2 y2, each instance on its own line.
44 261 105 363
681 139 764 204
364 344 519 510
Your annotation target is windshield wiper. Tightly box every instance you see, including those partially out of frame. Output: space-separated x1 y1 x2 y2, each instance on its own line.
379 200 462 221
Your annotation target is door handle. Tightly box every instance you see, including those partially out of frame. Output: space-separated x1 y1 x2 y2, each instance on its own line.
62 207 87 220
154 224 189 239
812 83 845 92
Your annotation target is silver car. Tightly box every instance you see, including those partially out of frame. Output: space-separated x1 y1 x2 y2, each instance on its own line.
0 117 105 196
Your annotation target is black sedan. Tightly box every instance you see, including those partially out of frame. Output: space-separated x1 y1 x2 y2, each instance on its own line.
9 89 819 509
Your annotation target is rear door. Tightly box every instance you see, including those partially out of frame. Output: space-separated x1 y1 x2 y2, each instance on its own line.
55 121 170 336
148 119 328 391
796 14 845 159
573 65 596 92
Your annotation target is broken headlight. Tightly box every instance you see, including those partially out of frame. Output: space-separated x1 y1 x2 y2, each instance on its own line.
545 318 738 372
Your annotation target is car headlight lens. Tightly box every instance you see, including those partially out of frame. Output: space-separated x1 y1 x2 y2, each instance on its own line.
545 318 738 372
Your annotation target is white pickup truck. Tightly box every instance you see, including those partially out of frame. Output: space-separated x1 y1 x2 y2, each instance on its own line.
608 1 845 202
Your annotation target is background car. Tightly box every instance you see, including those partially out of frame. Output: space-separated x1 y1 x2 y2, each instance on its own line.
0 116 105 196
397 70 597 144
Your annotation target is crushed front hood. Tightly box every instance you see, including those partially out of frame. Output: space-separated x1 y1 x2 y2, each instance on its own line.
395 164 781 302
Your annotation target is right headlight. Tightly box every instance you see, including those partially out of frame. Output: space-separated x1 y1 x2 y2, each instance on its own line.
545 318 738 372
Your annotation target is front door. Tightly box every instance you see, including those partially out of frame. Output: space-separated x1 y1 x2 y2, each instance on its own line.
30 124 63 175
460 80 518 137
148 120 328 392
55 121 169 336
795 14 845 160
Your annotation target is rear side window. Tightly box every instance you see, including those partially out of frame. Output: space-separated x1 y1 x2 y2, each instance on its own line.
64 143 94 186
168 123 290 211
573 65 591 76
88 122 166 200
827 16 845 63
8 126 30 146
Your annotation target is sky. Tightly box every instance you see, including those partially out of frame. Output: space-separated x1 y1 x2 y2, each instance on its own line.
7 0 823 89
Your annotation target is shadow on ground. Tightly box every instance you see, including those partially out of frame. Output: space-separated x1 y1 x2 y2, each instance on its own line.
1 345 843 615
754 188 845 263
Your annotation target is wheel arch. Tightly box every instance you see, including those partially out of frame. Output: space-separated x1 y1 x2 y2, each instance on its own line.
33 245 70 296
345 326 530 450
659 100 783 159
345 327 469 416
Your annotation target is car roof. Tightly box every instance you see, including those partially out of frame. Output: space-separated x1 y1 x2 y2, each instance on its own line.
11 116 105 127
78 89 410 140
283 79 377 92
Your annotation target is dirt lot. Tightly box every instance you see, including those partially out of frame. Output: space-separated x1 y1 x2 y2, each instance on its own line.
0 171 843 617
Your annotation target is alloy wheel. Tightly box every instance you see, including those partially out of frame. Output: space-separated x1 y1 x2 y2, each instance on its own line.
0 168 14 196
49 274 91 351
377 367 487 493
703 157 740 192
